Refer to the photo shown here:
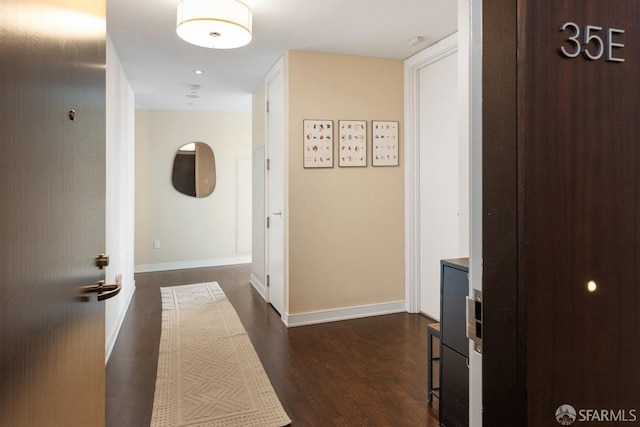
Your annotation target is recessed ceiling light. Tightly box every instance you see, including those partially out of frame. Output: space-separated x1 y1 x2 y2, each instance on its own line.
194 70 205 75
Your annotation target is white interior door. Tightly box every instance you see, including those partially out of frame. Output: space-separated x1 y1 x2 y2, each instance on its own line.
418 49 462 320
265 59 285 316
405 35 466 321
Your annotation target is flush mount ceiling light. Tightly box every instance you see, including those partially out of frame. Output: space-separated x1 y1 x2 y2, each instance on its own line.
176 0 252 49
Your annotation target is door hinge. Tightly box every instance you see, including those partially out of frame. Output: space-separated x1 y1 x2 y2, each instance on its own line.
266 217 270 228
267 275 270 287
266 158 270 171
266 101 270 113
466 289 483 354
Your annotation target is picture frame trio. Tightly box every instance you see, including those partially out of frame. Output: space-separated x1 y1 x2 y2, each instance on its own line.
303 119 399 169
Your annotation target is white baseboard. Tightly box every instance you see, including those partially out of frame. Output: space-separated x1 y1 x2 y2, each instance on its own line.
421 309 440 322
249 273 267 301
134 256 251 273
284 300 406 328
105 280 136 364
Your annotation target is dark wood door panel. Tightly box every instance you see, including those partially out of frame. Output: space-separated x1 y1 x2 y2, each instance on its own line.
521 2 640 422
483 0 640 424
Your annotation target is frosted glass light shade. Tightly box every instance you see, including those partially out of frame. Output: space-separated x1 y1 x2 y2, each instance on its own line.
176 0 252 49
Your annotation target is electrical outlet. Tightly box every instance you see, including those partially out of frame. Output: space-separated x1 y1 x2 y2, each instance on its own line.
115 274 122 285
153 240 160 249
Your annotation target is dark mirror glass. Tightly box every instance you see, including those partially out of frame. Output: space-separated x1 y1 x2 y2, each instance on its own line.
172 142 216 198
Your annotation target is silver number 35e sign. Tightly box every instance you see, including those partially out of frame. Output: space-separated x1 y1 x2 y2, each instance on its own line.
559 22 625 62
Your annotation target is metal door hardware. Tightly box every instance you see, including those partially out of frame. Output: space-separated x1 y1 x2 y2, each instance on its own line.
466 289 483 353
79 280 121 302
95 253 109 269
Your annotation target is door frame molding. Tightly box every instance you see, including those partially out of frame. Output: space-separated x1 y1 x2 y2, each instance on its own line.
404 34 459 313
481 0 522 424
461 0 484 424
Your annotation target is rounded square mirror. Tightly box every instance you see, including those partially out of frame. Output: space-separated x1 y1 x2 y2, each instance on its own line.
172 142 216 198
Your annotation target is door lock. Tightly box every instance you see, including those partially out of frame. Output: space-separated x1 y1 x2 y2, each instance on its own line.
466 289 483 353
95 253 109 269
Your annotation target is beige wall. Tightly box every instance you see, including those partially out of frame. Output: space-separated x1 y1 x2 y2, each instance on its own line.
135 110 252 271
287 51 405 314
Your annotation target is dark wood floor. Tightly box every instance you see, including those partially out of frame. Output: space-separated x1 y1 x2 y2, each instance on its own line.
106 264 439 426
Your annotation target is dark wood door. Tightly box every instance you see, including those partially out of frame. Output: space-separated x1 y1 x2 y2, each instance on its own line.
483 1 640 425
0 0 107 425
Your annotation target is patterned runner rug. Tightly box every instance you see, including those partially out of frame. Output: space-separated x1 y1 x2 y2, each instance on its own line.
151 282 291 427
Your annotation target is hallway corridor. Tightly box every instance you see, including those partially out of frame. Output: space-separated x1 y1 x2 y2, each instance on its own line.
106 264 439 426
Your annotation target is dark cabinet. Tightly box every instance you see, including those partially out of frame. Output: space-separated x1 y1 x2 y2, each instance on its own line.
439 258 469 427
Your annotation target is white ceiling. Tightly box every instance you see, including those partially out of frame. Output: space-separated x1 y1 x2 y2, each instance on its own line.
107 0 457 112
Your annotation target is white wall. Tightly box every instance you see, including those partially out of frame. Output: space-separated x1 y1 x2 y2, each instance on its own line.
105 35 136 362
134 110 252 272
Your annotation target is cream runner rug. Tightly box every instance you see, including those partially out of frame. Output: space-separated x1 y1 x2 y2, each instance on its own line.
151 282 291 427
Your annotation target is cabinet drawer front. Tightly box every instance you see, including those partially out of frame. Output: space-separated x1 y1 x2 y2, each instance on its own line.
440 345 469 427
441 265 469 357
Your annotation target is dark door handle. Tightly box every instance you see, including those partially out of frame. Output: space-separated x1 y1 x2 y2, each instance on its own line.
79 280 122 301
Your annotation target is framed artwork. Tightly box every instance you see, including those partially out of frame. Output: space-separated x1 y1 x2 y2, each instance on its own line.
338 120 367 167
372 120 399 166
303 119 333 168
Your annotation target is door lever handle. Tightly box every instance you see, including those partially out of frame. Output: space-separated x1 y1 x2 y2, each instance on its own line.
79 280 122 302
